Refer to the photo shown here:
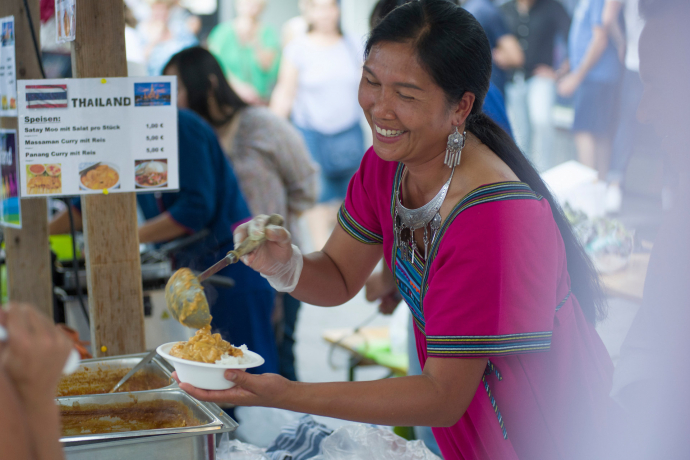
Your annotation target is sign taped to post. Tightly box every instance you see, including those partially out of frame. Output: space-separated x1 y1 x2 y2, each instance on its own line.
0 129 21 228
0 16 18 117
17 76 179 197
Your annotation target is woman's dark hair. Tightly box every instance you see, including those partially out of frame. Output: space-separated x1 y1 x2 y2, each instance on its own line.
163 47 247 127
366 0 606 323
370 0 458 29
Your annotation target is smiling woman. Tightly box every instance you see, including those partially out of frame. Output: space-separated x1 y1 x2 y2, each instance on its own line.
179 2 614 459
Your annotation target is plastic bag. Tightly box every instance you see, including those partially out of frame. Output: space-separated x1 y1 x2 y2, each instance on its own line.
216 433 269 460
311 425 442 460
234 407 305 447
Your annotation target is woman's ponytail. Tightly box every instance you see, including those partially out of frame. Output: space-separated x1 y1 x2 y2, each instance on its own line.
467 113 606 323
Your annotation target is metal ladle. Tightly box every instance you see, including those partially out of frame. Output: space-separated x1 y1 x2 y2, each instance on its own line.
165 214 284 329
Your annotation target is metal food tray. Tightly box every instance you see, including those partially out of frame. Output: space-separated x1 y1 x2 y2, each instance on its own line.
57 352 177 396
58 353 238 460
59 388 235 444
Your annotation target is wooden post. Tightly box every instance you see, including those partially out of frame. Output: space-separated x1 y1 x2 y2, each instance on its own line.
72 0 145 356
0 0 53 318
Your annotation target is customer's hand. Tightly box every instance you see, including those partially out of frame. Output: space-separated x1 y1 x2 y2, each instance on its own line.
365 268 402 315
0 303 73 404
234 215 304 292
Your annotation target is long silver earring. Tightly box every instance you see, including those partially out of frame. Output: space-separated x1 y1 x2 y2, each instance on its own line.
444 126 466 168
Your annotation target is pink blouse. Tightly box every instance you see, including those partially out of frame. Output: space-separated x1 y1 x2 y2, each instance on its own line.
339 147 614 459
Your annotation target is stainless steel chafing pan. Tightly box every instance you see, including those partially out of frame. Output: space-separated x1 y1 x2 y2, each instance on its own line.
58 354 237 460
57 352 176 396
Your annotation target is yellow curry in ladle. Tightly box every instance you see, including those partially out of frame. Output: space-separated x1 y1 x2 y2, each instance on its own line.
166 268 244 363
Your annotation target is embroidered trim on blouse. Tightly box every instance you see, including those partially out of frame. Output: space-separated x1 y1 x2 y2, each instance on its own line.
426 331 553 357
388 168 545 336
337 204 384 245
483 360 507 439
420 181 543 303
394 246 426 327
556 289 571 312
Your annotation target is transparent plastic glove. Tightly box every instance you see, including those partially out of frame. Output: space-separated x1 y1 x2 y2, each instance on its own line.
233 215 303 293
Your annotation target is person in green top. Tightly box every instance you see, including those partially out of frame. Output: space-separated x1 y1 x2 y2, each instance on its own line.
207 0 281 105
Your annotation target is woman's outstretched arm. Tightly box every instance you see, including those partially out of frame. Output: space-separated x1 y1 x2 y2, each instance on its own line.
179 356 486 428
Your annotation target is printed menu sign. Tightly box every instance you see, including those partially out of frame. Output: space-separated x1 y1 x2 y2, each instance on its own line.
17 76 178 197
0 16 17 117
0 129 21 228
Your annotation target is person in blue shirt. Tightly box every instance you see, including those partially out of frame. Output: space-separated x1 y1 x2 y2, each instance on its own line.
49 109 278 374
558 0 621 178
461 0 524 95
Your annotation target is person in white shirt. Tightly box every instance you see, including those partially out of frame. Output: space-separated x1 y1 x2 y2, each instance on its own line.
270 0 364 250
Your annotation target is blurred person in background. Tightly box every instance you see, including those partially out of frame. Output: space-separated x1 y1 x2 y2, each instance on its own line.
461 0 525 95
558 0 621 177
604 0 690 457
49 110 280 375
140 0 198 75
0 303 74 460
164 47 318 381
125 4 147 76
207 0 281 105
282 0 309 47
502 0 571 171
270 0 364 250
601 0 651 212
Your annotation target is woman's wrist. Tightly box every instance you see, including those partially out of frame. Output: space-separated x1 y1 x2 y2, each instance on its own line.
262 244 304 292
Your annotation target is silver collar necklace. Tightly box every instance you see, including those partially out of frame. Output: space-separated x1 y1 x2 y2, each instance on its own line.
394 165 455 263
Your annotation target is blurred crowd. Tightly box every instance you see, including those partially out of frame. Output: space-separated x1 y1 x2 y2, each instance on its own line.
105 0 661 216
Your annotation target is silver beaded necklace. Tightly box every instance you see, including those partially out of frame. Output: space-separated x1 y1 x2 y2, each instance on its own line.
394 165 455 263
393 127 465 264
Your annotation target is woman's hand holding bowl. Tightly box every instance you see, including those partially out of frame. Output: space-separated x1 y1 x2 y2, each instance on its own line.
174 369 293 408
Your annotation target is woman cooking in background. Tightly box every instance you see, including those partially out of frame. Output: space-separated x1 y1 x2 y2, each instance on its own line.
179 2 614 459
163 47 318 381
49 110 279 375
270 0 365 250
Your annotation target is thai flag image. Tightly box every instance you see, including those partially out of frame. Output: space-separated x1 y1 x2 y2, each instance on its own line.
25 85 68 109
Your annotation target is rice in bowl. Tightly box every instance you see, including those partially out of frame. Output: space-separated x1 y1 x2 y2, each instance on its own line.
215 345 254 365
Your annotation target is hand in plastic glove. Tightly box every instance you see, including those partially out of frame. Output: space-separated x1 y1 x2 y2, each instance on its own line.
0 303 74 404
174 369 292 408
234 215 304 292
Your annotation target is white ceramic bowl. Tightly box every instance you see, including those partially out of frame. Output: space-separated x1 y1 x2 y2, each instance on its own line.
157 342 265 390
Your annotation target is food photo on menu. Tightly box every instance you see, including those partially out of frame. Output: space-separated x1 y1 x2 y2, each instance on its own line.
78 162 120 191
134 159 168 189
26 163 61 195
